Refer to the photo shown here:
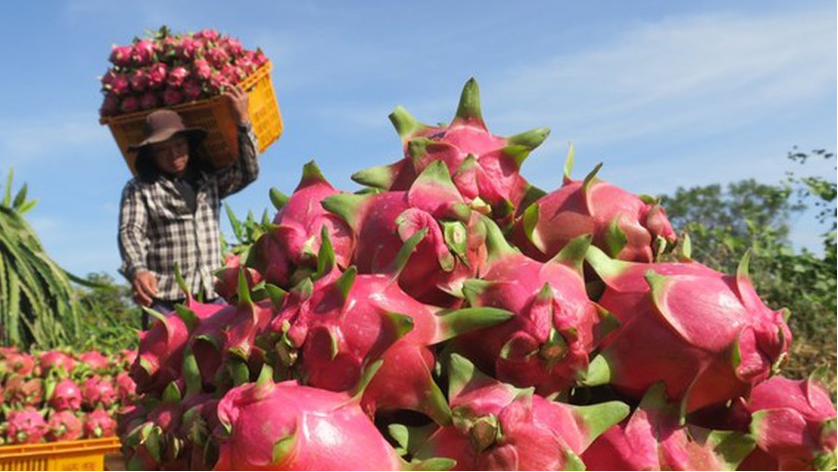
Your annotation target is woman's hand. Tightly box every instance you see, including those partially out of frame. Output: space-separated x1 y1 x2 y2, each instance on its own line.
225 85 250 127
132 270 158 307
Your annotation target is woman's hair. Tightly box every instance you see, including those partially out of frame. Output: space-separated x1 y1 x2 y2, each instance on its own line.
134 137 213 182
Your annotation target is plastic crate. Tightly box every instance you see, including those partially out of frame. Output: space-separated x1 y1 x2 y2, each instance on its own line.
100 61 283 175
0 437 120 471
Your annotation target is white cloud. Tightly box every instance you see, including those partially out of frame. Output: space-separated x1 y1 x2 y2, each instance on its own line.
487 8 834 145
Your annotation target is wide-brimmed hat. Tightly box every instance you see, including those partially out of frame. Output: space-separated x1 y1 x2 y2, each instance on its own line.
128 109 207 152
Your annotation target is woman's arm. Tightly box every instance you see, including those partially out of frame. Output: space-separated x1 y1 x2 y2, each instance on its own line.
215 86 260 198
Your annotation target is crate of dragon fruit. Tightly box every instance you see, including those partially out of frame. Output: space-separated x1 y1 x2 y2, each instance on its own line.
98 26 283 175
0 437 121 471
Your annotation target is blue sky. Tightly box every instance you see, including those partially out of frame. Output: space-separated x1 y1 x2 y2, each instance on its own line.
0 1 835 281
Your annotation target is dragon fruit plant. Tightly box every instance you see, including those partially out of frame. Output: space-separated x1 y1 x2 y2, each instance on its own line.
0 347 136 445
99 25 268 118
110 77 836 470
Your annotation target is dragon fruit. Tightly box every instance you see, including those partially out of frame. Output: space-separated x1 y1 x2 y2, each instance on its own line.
511 152 677 263
130 281 225 395
5 407 48 444
121 382 214 470
406 355 629 470
249 161 354 289
324 160 482 307
351 78 549 227
116 372 138 406
81 375 118 409
214 253 263 300
582 247 792 413
181 273 278 393
4 375 43 407
46 410 83 442
452 217 616 396
130 309 193 395
734 370 837 471
582 383 756 470
109 45 133 67
130 38 156 66
79 349 110 372
214 364 405 470
49 378 83 411
1 351 35 375
38 350 76 375
83 408 118 438
270 266 415 393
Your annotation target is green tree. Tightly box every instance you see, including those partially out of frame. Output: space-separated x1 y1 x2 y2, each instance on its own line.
73 272 141 352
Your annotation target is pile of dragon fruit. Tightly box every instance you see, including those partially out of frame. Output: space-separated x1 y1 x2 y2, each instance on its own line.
98 26 268 118
0 347 136 445
119 78 837 471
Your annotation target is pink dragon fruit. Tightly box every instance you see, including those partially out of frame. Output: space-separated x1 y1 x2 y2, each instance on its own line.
120 96 140 114
130 309 193 395
194 28 220 42
5 407 48 444
4 374 43 407
139 90 159 110
206 46 230 69
250 161 355 289
183 80 203 101
177 396 222 469
451 217 616 396
146 63 168 89
407 355 628 470
130 276 225 395
121 382 209 469
109 44 133 67
324 160 482 307
115 372 138 405
129 69 150 92
79 349 110 372
49 378 82 411
511 153 677 263
166 66 189 88
220 64 245 83
174 36 203 61
582 383 756 470
220 36 244 56
38 350 76 374
351 78 549 227
83 408 117 438
734 370 837 471
46 410 83 442
273 232 513 423
1 351 35 375
214 364 405 470
81 375 118 409
105 72 130 96
581 246 792 413
359 288 513 423
214 253 262 300
162 87 183 106
192 58 213 81
179 270 280 394
269 267 415 394
130 39 156 66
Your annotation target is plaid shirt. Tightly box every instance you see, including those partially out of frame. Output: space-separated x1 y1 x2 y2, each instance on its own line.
118 125 258 301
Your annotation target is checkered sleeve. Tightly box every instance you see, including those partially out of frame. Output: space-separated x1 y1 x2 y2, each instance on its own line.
215 123 259 198
118 181 149 282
